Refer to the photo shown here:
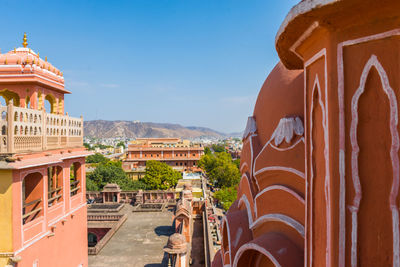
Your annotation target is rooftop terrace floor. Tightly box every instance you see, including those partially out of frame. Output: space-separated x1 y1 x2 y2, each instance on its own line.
89 205 174 267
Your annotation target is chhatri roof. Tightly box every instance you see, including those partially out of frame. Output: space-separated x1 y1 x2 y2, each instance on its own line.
102 183 122 193
275 0 339 69
0 33 69 93
275 0 400 69
163 233 188 254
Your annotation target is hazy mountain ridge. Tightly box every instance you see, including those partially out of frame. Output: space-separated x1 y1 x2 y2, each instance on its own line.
84 120 242 139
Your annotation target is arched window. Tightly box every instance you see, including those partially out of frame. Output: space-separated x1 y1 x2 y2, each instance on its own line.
70 162 82 196
47 166 63 207
0 89 20 106
22 172 43 224
25 96 31 109
0 96 6 106
44 94 56 114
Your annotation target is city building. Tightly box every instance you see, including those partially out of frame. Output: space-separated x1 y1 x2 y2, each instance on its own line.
122 138 204 176
0 34 90 267
175 172 203 199
212 0 400 266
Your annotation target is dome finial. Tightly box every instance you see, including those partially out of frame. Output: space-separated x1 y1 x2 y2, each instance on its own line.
22 32 28 48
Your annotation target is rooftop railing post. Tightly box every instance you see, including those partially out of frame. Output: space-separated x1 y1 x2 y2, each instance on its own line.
7 103 14 154
42 109 47 151
80 115 84 147
58 115 61 149
66 112 69 147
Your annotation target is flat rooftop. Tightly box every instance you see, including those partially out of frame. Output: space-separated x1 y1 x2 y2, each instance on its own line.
89 206 174 267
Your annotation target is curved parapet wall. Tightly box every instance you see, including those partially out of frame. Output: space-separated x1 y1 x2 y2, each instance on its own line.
216 0 400 266
214 61 305 267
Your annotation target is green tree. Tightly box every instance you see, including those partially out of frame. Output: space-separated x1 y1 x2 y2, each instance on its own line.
214 187 237 210
86 177 99 191
233 158 241 170
92 143 113 150
212 144 226 153
210 161 240 188
143 161 181 190
198 153 217 175
112 176 149 190
86 160 149 191
199 152 240 188
116 141 126 149
87 161 127 188
84 143 94 150
204 147 212 155
86 153 110 164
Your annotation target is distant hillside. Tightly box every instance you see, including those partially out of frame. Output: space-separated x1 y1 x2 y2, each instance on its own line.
83 120 241 139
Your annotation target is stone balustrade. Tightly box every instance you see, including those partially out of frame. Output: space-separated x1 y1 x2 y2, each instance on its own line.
87 214 124 221
0 103 83 154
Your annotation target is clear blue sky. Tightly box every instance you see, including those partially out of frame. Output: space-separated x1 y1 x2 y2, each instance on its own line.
1 0 297 133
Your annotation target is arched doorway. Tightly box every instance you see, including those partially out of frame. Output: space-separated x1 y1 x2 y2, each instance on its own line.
0 95 6 106
88 232 98 247
25 96 31 109
0 89 19 106
44 94 56 113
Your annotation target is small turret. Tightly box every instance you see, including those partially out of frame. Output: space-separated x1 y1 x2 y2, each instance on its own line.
22 32 28 48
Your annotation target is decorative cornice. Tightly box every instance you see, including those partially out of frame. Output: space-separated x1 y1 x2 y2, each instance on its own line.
242 116 257 140
271 116 304 146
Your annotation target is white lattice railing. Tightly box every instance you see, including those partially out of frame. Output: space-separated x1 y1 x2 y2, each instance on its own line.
0 103 83 154
0 106 7 153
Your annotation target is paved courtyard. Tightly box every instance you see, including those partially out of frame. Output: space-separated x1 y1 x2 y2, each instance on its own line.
89 207 175 267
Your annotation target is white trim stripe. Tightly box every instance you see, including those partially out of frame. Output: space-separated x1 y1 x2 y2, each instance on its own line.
254 185 305 217
250 213 305 238
337 29 400 267
254 166 305 179
269 137 304 151
233 243 282 267
349 54 399 267
290 21 320 60
304 48 330 267
238 194 254 226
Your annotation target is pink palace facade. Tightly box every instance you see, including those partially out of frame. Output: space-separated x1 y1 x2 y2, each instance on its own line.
212 0 400 266
0 34 90 267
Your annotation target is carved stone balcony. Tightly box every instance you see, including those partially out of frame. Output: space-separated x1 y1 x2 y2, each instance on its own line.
0 103 83 154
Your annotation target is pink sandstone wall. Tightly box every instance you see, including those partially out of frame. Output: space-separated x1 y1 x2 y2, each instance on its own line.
214 1 400 266
17 207 87 267
11 156 88 267
213 62 305 267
